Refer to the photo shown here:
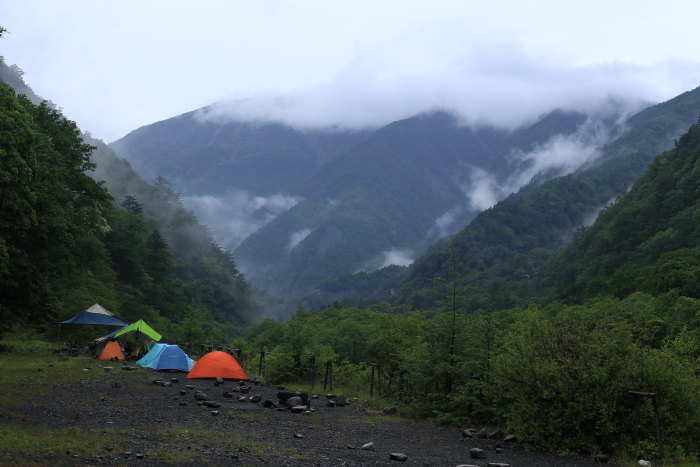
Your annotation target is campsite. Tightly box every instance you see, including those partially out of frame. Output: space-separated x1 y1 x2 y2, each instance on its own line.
0 335 605 466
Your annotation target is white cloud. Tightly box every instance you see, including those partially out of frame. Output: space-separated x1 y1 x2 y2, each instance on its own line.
287 229 312 251
182 190 300 250
195 44 698 133
460 114 620 211
379 248 415 268
3 2 700 141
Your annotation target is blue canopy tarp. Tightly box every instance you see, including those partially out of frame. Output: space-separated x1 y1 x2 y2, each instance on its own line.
58 304 129 327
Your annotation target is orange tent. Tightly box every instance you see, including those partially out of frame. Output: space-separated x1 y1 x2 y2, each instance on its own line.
187 351 247 380
97 340 125 361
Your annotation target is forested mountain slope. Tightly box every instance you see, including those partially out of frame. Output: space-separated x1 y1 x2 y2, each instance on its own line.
540 118 700 301
394 85 700 310
0 60 256 339
110 112 371 195
234 110 608 299
111 97 618 314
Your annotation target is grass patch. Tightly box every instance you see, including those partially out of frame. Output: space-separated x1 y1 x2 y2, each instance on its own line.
0 424 125 457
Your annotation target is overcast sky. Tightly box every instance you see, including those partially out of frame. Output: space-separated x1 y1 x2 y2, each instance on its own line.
3 0 700 142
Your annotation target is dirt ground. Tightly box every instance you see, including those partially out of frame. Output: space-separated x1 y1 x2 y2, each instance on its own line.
0 360 613 466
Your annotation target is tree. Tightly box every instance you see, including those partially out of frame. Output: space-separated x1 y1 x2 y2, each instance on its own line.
121 195 143 215
429 247 470 393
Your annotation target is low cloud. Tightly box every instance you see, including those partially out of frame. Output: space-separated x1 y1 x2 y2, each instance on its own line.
378 248 415 269
434 207 463 237
287 228 312 251
194 42 691 133
461 115 618 212
182 190 301 250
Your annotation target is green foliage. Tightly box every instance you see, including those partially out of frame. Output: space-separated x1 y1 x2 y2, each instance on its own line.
0 64 255 342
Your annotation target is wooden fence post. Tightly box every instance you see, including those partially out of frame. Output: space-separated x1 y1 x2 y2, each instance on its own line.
309 356 316 389
258 350 266 377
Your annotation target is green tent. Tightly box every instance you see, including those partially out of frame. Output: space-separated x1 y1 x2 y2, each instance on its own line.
114 319 162 341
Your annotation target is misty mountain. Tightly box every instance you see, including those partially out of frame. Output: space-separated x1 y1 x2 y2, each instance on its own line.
392 84 700 311
110 102 631 312
110 112 372 195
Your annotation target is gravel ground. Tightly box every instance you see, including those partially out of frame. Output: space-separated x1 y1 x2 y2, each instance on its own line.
0 362 614 466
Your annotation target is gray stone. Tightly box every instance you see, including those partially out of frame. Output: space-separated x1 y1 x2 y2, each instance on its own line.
461 428 476 438
179 390 187 396
170 378 179 383
103 367 113 372
383 406 397 414
223 391 233 398
476 428 488 438
336 395 347 407
594 454 609 463
326 400 336 407
326 393 336 399
294 433 304 438
216 377 224 384
194 390 208 400
263 399 277 408
211 410 219 416
361 442 375 450
135 453 144 459
487 464 511 467
202 401 221 408
286 396 303 408
239 386 250 394
290 405 307 413
503 434 516 443
250 394 262 403
237 396 247 402
185 385 194 390
470 448 487 459
488 430 505 440
389 452 408 462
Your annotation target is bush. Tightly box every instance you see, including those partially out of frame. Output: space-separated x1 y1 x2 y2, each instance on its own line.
493 307 700 457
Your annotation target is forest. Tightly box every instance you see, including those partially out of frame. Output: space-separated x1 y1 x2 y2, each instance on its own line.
0 80 255 343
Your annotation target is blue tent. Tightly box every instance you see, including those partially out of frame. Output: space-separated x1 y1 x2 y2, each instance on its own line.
155 346 195 372
137 344 194 372
135 343 168 368
58 304 129 327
